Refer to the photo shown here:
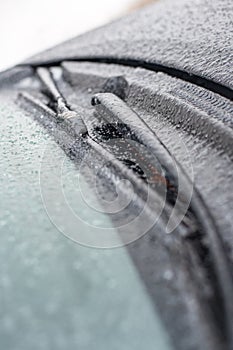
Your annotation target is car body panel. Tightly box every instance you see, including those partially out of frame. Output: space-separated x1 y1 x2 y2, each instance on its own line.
23 0 233 90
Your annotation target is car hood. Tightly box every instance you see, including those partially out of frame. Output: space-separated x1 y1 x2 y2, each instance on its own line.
22 0 233 91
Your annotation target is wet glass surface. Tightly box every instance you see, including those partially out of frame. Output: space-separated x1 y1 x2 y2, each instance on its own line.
0 99 172 350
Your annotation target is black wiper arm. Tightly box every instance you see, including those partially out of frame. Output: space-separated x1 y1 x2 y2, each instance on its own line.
35 67 87 137
36 67 70 116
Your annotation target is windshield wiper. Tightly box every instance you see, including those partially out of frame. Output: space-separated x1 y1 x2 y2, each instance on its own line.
90 92 233 347
19 67 233 348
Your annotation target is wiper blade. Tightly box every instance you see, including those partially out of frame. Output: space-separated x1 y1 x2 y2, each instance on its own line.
90 92 233 347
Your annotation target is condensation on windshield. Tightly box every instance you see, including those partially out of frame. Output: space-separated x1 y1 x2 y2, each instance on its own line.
0 98 172 350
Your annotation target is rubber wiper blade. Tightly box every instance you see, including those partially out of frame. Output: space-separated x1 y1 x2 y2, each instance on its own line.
91 92 233 347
